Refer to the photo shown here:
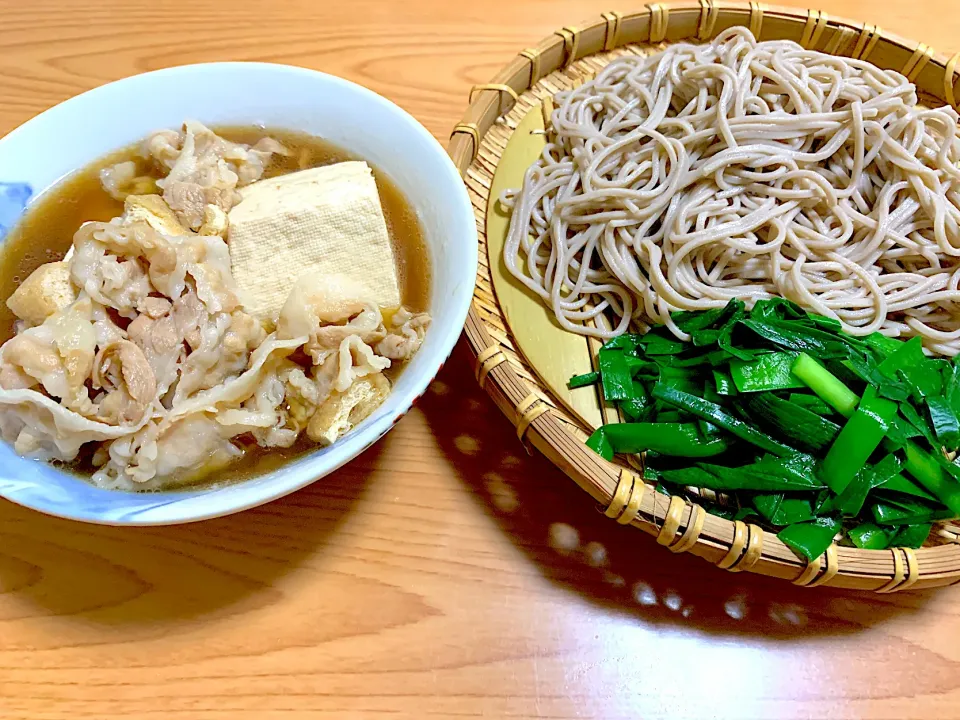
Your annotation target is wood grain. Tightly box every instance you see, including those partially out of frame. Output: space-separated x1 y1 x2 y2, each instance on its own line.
2 1 960 718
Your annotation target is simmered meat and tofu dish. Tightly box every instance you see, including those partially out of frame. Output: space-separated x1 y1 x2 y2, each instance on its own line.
0 122 431 491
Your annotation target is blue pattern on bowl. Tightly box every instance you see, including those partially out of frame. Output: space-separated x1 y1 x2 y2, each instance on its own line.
0 182 31 237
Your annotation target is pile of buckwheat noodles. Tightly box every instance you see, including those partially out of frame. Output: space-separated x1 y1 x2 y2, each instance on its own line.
502 27 960 355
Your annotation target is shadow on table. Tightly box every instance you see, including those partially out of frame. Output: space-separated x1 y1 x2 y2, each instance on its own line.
0 441 379 627
421 341 936 639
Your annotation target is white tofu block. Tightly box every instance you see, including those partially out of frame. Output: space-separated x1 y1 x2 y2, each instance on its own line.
227 161 400 321
6 261 77 326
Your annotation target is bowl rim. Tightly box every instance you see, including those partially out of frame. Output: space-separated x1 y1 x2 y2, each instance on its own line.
0 61 477 525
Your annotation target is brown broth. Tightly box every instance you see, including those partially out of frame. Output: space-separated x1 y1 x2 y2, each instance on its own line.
0 127 432 490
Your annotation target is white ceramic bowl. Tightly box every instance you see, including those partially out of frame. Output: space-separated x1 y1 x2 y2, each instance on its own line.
0 63 476 525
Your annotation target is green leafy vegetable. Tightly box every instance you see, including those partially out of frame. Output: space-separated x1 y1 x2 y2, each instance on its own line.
778 517 842 561
863 332 903 358
755 493 818 526
730 352 804 393
792 353 859 417
894 523 934 549
651 383 795 457
713 369 737 396
739 393 840 452
901 442 960 516
639 334 688 356
871 498 954 526
828 454 903 517
787 393 835 416
598 349 633 402
876 472 938 503
601 422 731 458
575 299 960 556
820 390 898 494
568 371 599 389
585 427 614 461
660 454 823 492
848 523 897 549
927 396 960 451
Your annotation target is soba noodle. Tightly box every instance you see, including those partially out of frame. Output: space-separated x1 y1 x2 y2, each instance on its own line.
503 27 960 355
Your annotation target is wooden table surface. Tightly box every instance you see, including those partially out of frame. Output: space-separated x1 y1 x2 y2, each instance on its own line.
2 1 960 718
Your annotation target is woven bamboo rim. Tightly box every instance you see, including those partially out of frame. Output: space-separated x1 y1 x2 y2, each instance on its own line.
450 1 960 591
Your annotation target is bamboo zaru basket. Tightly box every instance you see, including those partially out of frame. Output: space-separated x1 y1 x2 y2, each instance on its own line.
448 1 960 591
